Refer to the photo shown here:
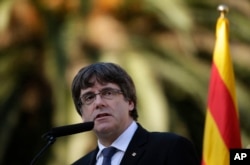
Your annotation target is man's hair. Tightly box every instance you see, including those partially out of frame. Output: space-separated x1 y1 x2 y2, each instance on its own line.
71 62 138 120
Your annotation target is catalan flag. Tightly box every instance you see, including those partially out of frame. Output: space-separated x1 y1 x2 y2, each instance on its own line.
201 8 242 165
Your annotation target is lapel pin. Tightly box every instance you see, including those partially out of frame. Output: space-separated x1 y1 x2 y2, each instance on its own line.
132 152 136 157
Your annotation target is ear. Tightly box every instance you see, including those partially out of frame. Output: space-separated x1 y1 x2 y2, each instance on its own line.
128 100 135 111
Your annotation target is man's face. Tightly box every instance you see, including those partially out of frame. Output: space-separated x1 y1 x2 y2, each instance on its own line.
79 80 134 138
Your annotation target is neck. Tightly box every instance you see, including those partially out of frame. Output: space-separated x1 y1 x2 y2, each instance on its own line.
98 120 133 147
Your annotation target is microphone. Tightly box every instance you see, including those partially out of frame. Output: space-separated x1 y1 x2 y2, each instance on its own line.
43 121 94 138
31 122 94 165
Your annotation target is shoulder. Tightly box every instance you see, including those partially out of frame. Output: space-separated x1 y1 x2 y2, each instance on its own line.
149 131 193 147
134 125 199 164
150 131 189 141
135 124 195 149
137 123 191 144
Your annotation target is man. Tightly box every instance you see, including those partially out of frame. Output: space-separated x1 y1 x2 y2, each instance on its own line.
71 62 199 165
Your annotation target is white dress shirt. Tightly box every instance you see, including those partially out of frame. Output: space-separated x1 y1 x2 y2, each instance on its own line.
96 121 138 165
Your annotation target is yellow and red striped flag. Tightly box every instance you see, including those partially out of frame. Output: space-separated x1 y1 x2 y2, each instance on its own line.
201 9 242 165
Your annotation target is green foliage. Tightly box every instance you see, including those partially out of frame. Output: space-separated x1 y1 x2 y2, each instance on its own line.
0 0 249 164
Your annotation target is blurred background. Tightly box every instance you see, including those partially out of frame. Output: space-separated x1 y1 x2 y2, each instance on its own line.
0 0 249 164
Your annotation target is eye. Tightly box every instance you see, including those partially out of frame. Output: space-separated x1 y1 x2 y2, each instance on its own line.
102 89 113 96
83 94 95 102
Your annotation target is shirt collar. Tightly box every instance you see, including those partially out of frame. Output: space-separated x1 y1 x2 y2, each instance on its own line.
96 121 138 158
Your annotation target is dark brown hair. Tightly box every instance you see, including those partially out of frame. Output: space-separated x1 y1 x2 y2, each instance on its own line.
71 62 138 120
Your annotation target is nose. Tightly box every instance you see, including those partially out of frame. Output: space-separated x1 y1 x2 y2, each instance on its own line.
94 94 106 108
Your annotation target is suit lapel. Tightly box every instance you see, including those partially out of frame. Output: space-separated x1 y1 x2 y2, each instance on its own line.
120 124 149 165
88 147 99 165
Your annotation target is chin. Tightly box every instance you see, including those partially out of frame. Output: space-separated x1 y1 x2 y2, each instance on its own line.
95 124 115 134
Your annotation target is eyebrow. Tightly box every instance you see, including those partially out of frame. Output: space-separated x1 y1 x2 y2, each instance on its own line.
80 87 116 97
81 92 94 98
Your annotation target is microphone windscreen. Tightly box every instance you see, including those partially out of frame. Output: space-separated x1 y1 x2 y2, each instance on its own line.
45 121 94 138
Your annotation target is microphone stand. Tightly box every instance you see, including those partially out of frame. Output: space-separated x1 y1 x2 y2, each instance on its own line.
30 134 56 165
30 122 94 165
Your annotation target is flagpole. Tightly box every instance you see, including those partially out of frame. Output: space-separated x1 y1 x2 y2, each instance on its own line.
217 4 229 18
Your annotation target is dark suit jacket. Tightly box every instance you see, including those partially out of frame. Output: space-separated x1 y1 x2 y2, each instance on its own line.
72 124 199 165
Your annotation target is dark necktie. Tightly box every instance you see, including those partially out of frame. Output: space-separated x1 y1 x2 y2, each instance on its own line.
102 147 117 165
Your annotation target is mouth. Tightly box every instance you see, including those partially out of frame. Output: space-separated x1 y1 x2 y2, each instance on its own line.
95 113 111 120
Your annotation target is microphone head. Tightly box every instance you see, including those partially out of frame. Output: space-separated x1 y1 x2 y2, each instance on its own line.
43 121 94 139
